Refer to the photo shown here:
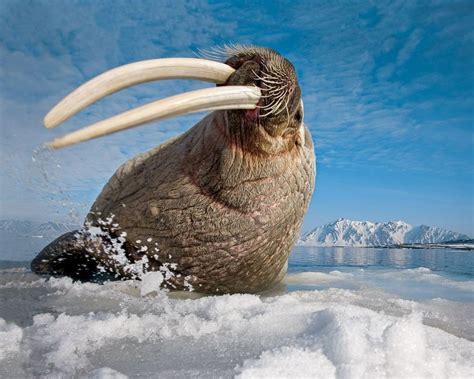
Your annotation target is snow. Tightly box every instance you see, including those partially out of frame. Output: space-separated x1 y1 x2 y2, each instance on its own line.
237 347 336 378
0 319 23 360
238 310 472 379
299 218 470 247
1 266 473 378
88 367 129 379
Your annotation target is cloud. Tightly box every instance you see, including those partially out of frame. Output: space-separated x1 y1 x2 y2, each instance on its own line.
396 29 422 66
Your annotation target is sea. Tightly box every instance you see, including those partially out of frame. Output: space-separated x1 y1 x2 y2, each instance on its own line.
0 247 473 378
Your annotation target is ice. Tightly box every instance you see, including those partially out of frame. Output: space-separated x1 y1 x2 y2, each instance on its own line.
0 266 473 378
380 267 474 291
287 266 474 303
285 270 353 284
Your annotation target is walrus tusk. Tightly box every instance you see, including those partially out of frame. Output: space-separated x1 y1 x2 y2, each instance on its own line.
44 58 236 129
47 86 261 149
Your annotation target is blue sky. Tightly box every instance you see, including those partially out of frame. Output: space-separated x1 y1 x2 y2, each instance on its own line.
0 0 472 235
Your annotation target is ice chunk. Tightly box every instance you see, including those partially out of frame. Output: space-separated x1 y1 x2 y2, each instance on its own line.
139 271 164 296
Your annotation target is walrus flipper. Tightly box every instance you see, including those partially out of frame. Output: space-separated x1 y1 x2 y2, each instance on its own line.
31 231 107 281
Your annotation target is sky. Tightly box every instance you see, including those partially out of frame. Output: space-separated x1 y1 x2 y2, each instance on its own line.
0 0 473 235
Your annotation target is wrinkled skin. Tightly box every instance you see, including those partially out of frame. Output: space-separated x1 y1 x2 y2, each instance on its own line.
32 47 316 294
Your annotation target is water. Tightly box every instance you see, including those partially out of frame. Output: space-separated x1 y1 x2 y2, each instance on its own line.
290 246 474 275
287 247 474 302
1 247 473 378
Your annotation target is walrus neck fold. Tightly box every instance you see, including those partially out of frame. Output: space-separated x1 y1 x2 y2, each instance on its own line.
184 112 304 213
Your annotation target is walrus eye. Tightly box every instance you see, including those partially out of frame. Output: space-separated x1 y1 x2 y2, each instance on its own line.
42 58 262 149
296 100 304 124
295 110 302 123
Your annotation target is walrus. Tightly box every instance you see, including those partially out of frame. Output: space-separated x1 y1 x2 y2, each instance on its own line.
31 46 315 294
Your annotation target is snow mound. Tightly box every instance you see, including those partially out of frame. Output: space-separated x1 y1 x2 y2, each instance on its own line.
238 311 472 378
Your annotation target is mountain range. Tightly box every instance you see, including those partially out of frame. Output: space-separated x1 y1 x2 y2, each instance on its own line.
298 218 470 247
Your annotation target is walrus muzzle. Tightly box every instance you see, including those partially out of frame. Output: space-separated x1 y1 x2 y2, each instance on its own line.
33 46 316 294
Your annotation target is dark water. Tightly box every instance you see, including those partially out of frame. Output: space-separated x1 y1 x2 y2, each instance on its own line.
289 246 474 276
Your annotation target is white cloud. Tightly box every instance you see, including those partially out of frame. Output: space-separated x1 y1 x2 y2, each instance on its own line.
396 29 422 66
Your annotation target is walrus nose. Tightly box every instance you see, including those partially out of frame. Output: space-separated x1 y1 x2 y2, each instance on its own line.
224 60 261 87
43 58 261 149
223 55 295 119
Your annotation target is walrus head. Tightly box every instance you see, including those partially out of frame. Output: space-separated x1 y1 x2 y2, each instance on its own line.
43 45 304 157
219 46 304 155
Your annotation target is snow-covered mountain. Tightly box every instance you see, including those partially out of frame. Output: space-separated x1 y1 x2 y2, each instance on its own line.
298 218 470 247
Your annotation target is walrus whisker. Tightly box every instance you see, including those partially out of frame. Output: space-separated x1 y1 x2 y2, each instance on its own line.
255 75 285 85
259 94 284 99
259 102 286 118
46 86 261 149
253 72 281 83
260 90 287 100
262 80 287 88
259 95 284 107
258 88 289 117
231 69 289 118
264 87 289 98
285 100 291 128
267 99 289 118
259 99 286 117
265 80 289 89
279 94 292 123
259 95 284 110
44 58 236 129
258 82 288 96
256 72 285 82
